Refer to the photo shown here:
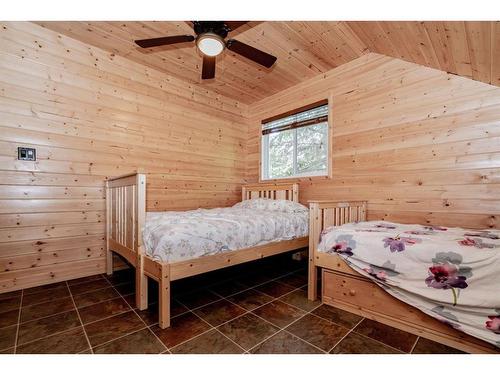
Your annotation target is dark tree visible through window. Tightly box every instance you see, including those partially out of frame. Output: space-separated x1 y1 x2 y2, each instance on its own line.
262 102 329 180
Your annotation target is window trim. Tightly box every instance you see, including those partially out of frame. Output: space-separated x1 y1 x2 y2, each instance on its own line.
261 99 328 124
259 98 332 182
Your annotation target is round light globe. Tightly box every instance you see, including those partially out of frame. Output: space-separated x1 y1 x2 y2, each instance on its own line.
197 33 225 56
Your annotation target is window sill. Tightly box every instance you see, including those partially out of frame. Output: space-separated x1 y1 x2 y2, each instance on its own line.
259 174 331 183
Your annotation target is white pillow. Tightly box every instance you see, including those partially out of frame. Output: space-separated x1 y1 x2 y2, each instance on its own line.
233 198 308 213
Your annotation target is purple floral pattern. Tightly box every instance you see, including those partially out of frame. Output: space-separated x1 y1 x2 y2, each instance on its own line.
317 220 500 347
425 264 468 289
375 223 397 229
383 235 422 252
143 202 308 263
458 237 498 249
364 267 388 281
327 234 356 257
404 230 433 235
425 252 472 306
486 316 500 334
363 261 399 282
423 225 448 232
464 231 500 240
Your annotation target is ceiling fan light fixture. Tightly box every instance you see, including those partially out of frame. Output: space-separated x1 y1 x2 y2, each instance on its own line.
196 32 225 56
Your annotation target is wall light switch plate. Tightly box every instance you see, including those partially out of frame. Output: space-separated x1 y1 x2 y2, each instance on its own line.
18 147 36 161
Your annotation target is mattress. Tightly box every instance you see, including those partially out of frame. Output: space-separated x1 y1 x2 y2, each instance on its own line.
318 220 500 348
143 199 309 263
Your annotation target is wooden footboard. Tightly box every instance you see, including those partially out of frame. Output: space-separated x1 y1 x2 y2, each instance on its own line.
106 172 147 308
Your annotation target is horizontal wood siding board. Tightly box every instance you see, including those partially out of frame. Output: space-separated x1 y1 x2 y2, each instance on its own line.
246 52 500 229
0 22 248 293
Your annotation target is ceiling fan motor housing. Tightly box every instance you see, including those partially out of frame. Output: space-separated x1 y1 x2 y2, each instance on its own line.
193 21 230 38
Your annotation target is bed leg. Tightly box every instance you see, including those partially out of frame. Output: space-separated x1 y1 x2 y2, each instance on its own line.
308 263 318 301
106 250 113 276
159 264 171 329
136 255 148 310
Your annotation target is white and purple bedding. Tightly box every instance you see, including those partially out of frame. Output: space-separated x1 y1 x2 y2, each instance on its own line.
143 198 308 263
318 220 500 348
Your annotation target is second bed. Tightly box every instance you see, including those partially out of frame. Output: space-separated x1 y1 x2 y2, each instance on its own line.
308 200 500 353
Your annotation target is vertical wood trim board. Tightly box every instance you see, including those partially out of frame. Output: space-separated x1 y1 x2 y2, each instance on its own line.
246 52 500 230
0 22 248 292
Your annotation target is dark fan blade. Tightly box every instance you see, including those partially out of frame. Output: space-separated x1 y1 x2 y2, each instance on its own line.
226 39 277 68
224 21 248 31
135 35 194 48
201 55 216 79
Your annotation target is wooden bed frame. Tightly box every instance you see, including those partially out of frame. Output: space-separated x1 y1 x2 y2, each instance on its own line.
307 200 500 354
106 172 308 328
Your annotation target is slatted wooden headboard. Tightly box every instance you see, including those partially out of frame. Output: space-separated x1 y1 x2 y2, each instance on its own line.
307 200 367 300
242 183 299 202
308 200 367 250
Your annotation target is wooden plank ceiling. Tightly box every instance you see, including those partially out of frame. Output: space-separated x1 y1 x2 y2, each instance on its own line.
35 21 500 104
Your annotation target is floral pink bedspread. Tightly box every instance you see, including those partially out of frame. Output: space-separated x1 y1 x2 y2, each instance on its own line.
318 220 500 348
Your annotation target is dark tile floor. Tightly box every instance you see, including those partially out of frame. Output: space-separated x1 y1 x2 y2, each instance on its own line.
0 253 465 354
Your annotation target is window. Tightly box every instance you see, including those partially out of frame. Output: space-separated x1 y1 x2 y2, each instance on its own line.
261 101 329 180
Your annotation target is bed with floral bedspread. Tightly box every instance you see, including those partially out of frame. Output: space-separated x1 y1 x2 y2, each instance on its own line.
143 198 309 263
318 220 500 348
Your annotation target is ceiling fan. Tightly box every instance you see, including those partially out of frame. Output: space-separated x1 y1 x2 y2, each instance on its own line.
134 21 277 80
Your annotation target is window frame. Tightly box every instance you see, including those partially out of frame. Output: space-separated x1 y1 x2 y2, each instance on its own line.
260 98 332 182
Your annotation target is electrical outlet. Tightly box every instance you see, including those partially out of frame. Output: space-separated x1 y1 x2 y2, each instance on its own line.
18 147 36 161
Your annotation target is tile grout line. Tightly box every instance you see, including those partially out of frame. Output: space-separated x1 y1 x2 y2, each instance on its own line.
17 305 76 326
21 275 107 300
13 289 23 354
14 296 93 350
241 282 357 330
91 325 158 353
85 276 159 353
9 277 122 349
16 302 137 348
5 267 306 354
244 311 327 354
195 282 326 354
307 303 366 328
327 317 365 353
14 324 94 349
12 285 312 352
67 274 107 286
236 286 330 354
410 336 420 354
16 276 132 328
208 268 305 300
208 277 328 353
17 283 121 321
7 268 312 354
3 268 455 355
328 319 407 354
66 280 94 354
111 281 171 355
72 276 149 353
208 279 368 354
175 296 224 311
174 297 248 353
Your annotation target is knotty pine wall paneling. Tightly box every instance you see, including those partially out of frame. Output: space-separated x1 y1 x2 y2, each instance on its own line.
246 53 500 229
0 22 248 292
